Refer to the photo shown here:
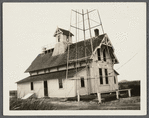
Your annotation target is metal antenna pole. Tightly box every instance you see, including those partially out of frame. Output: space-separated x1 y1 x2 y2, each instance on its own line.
65 10 72 98
75 10 80 102
87 9 93 53
97 9 104 34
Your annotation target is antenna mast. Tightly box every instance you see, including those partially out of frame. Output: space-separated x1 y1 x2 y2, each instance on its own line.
66 9 105 102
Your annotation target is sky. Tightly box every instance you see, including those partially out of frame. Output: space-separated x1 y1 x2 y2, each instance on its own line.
3 3 146 90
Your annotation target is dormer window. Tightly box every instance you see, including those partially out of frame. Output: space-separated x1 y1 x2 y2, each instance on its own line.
58 35 60 42
66 35 69 42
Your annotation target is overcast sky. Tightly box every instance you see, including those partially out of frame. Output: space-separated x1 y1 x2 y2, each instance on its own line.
3 3 146 90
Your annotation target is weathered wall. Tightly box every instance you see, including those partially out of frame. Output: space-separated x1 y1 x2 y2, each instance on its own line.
17 81 44 98
73 68 89 96
38 70 44 74
17 82 30 98
47 78 76 98
89 46 119 93
33 81 44 98
63 35 72 43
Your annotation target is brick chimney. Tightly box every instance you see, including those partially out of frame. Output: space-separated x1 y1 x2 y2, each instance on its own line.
94 29 99 37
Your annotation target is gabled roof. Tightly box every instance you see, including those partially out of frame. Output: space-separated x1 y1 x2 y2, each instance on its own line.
54 28 74 37
25 34 106 72
17 67 85 84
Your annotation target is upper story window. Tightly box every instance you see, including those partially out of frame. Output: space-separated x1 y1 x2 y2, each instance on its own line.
105 69 108 84
58 35 60 42
103 49 106 61
81 77 85 87
31 82 34 90
99 68 103 84
114 76 116 84
97 48 101 61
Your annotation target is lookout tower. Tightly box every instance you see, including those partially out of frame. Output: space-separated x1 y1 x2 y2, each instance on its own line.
52 27 74 56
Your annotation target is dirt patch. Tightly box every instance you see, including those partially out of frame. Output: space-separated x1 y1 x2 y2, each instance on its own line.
48 96 140 110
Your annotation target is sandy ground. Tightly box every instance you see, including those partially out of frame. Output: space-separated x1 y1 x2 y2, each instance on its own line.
43 96 140 110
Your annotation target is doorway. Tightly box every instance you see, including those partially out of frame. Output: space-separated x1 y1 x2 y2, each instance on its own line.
44 81 48 97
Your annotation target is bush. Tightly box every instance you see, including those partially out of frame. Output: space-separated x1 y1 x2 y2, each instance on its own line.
10 98 54 110
128 84 140 96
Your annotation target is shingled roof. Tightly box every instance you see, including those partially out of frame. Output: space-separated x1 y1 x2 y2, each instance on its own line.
17 67 85 83
25 34 106 72
59 28 74 36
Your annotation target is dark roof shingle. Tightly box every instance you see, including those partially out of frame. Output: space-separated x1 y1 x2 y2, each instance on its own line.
25 34 106 72
59 28 74 36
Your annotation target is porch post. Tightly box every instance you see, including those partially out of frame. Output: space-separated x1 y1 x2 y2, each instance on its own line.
116 91 119 99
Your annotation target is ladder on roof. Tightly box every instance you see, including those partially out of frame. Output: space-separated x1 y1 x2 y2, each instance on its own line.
65 9 106 101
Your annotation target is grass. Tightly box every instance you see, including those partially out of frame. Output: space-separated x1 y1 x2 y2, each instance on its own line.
10 97 54 110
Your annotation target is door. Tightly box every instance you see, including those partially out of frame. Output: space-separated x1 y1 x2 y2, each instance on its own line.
44 81 48 97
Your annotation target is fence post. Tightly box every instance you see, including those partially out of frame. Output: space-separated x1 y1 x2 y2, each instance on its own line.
77 90 80 102
97 93 101 103
128 89 131 97
116 91 119 99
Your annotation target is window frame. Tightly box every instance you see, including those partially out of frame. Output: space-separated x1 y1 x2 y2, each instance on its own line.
58 78 63 89
103 49 106 61
31 82 34 90
80 77 85 87
97 48 101 61
99 68 103 85
58 35 60 42
105 69 109 84
114 76 116 84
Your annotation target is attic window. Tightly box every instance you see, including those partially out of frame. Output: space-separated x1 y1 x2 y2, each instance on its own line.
58 35 60 42
66 35 69 42
97 48 101 61
103 49 106 61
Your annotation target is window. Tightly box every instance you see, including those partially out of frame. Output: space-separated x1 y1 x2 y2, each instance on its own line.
114 76 116 84
103 49 106 61
58 78 63 88
99 68 103 84
31 82 34 90
97 48 101 61
81 77 85 87
58 35 60 42
66 35 69 42
105 69 108 84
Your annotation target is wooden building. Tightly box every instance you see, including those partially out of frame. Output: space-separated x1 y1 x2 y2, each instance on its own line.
16 27 119 99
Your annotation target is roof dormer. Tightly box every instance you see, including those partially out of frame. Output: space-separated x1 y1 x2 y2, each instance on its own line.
53 27 74 43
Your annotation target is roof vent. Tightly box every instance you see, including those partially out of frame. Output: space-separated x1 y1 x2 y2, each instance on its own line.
94 29 99 37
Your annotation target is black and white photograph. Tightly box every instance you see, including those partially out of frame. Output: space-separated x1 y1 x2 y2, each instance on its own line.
3 2 146 115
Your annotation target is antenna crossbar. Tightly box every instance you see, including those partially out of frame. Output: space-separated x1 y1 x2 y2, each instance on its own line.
72 9 82 15
70 25 83 31
84 9 96 15
85 24 101 31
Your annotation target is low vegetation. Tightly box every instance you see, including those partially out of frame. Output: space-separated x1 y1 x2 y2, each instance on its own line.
10 80 140 110
10 98 54 110
119 80 140 96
